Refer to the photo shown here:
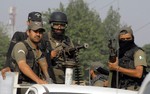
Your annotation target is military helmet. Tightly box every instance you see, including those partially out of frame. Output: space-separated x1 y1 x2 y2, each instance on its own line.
49 12 68 24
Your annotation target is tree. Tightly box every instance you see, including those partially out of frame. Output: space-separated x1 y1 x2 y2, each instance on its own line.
42 0 122 67
41 0 124 82
100 6 121 67
0 22 10 69
65 0 103 64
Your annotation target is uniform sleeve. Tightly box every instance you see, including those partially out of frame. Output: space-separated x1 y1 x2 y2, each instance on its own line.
11 42 27 64
134 49 147 67
4 32 26 67
6 32 23 58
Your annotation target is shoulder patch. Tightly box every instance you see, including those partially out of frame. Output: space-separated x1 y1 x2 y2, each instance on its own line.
139 56 144 60
18 50 25 54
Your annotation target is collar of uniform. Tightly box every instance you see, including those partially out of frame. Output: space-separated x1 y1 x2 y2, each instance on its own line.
26 38 37 50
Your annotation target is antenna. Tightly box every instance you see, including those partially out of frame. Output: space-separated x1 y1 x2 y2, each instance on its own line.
9 6 16 38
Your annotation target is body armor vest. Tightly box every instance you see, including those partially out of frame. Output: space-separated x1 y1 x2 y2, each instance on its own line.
41 32 73 83
118 46 145 88
12 41 40 83
45 32 73 65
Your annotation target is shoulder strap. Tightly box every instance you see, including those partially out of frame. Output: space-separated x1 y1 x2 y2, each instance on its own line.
22 41 32 51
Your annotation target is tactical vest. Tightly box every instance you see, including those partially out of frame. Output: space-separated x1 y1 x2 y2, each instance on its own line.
43 32 73 64
41 32 73 83
118 46 146 89
12 41 40 83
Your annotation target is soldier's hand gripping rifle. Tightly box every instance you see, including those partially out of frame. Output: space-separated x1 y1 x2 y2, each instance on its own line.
108 38 118 87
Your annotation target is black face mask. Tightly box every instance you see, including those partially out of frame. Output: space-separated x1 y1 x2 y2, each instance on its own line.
119 40 134 49
119 39 136 58
51 27 65 41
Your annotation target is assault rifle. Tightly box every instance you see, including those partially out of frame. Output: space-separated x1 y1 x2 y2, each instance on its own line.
108 38 118 87
57 43 89 60
96 67 109 76
108 38 117 63
91 74 108 85
103 26 118 87
94 67 109 80
56 43 89 85
90 67 109 85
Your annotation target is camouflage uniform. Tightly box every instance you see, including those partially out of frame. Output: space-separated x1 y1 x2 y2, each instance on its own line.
11 38 45 83
3 11 42 70
11 37 46 94
40 11 74 84
43 31 74 84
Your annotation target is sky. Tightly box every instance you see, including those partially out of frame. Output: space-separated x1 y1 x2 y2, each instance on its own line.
0 0 150 47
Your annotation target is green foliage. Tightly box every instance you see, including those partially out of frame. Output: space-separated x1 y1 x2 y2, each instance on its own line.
65 0 103 64
42 0 121 68
0 23 10 69
101 6 121 65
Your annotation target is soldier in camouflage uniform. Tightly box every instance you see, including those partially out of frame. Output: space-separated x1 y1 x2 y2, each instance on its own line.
41 12 74 84
11 21 49 82
12 20 51 94
1 12 46 80
108 26 147 91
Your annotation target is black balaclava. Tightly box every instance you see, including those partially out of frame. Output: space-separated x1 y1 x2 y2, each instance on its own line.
51 27 65 41
118 27 136 58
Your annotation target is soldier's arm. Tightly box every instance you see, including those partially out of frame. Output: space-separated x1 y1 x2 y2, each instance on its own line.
109 51 145 78
38 57 49 78
6 32 26 59
38 57 53 83
1 67 11 80
109 62 143 78
119 49 147 78
116 65 143 78
13 42 47 84
18 60 47 84
4 32 27 69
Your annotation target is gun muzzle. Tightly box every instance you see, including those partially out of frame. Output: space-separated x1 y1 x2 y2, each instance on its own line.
83 43 89 49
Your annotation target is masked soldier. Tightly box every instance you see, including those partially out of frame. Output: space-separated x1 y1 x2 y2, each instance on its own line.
108 26 147 91
41 11 74 84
